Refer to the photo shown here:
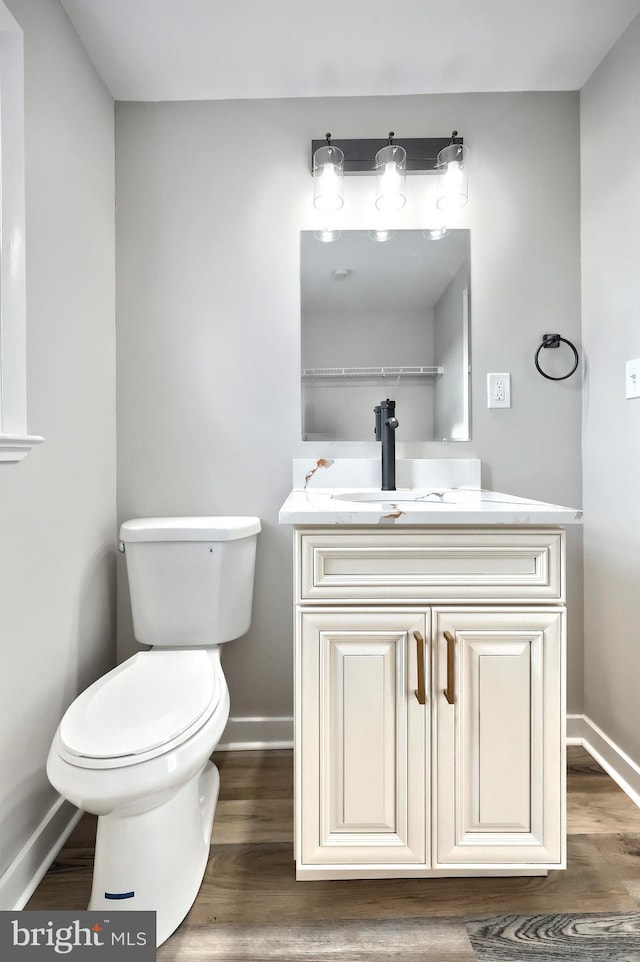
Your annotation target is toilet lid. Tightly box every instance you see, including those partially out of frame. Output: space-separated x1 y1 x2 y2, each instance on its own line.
59 650 220 759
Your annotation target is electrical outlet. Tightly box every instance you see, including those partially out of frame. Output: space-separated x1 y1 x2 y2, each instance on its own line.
487 373 511 408
626 358 640 399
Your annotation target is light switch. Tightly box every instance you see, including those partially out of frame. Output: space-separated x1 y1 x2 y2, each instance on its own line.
626 358 640 399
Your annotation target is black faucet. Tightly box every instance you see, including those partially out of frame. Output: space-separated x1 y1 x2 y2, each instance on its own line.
374 399 399 491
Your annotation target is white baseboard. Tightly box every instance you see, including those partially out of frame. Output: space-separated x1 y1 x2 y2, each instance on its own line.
217 715 294 751
567 713 640 808
7 714 635 911
0 797 82 910
2 718 292 909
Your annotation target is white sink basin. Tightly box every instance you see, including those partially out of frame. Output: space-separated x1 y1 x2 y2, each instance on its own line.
331 488 476 504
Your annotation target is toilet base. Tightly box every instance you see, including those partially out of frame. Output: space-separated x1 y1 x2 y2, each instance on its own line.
88 761 220 946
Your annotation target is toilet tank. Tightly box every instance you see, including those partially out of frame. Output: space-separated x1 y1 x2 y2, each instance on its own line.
119 517 261 647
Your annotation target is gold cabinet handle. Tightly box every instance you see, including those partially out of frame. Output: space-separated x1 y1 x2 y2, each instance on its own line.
413 630 426 705
443 630 455 705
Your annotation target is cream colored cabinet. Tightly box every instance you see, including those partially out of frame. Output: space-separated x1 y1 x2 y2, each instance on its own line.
433 606 564 868
294 527 566 880
298 608 429 869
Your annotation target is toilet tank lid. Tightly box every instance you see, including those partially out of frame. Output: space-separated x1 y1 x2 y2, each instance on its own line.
120 516 261 542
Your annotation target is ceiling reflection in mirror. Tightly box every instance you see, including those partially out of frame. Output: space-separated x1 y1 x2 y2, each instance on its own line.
301 229 470 441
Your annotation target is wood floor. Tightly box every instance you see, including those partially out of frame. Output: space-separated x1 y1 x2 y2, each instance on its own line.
27 747 640 960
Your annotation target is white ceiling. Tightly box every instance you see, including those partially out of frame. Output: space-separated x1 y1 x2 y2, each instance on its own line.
59 0 640 102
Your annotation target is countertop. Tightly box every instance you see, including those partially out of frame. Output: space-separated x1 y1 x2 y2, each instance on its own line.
278 459 583 526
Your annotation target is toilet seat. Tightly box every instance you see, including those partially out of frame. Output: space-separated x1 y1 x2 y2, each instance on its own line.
57 650 222 770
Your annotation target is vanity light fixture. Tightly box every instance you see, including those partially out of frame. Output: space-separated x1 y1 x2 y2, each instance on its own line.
436 131 469 210
374 133 406 211
312 134 344 213
310 131 467 212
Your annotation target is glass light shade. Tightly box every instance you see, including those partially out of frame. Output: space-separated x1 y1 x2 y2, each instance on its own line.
369 229 395 242
423 226 448 240
436 142 469 211
313 145 344 212
313 228 341 243
374 144 406 211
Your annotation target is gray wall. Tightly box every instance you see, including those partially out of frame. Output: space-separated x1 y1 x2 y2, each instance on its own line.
0 0 116 902
581 16 640 760
115 91 584 721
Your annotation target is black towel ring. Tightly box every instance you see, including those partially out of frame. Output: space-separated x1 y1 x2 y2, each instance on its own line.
534 333 579 381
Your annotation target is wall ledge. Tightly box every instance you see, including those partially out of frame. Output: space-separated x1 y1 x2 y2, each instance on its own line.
0 433 45 462
567 713 640 808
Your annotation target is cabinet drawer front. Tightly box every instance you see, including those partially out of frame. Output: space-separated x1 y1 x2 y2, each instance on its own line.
298 529 564 602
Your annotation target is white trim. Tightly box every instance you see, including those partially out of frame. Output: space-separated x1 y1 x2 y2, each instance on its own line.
567 713 640 808
217 715 294 752
0 433 45 461
8 717 637 904
0 3 44 459
0 797 82 909
566 712 590 746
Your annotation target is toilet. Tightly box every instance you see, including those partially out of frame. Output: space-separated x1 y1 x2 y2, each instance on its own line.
47 516 261 946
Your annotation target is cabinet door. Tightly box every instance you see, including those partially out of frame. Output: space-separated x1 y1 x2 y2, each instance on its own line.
298 608 428 867
434 607 565 867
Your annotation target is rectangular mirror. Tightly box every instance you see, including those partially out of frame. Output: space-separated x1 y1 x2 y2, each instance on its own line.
301 229 470 441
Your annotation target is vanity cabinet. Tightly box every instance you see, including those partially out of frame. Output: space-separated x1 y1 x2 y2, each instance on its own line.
294 527 566 880
299 608 428 868
433 606 563 867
